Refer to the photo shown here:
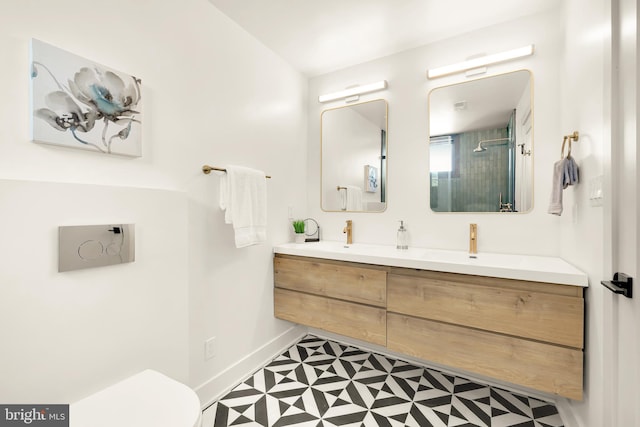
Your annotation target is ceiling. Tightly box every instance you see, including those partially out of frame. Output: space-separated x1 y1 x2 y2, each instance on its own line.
208 0 559 77
429 70 531 136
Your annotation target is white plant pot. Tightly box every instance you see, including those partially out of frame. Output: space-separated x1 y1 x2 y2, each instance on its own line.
294 233 305 244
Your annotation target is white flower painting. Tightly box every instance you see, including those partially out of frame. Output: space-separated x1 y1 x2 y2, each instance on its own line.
30 39 142 157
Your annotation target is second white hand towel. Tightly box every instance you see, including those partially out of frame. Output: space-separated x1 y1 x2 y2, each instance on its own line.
219 165 267 248
548 158 567 215
345 185 363 211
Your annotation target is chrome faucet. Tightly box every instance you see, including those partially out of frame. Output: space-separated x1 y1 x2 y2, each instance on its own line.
343 220 353 245
469 223 478 258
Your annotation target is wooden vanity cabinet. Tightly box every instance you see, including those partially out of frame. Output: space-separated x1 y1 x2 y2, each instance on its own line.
386 268 584 400
273 254 585 400
273 254 388 346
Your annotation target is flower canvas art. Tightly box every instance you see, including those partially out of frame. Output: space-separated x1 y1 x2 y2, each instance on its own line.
30 39 142 157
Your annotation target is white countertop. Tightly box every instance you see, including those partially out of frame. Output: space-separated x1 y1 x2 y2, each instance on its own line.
274 241 588 287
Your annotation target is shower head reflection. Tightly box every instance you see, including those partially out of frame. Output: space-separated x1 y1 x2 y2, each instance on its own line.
473 143 486 152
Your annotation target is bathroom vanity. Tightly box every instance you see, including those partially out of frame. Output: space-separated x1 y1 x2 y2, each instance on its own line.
273 242 587 400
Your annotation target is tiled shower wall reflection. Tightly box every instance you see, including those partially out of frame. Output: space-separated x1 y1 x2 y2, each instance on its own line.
431 128 509 212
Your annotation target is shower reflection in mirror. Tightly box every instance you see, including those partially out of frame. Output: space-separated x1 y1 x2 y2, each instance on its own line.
428 70 533 213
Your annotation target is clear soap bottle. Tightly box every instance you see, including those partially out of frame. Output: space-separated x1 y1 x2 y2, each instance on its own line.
397 220 408 250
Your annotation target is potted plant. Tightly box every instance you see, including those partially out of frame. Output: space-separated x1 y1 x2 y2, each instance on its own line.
292 220 305 243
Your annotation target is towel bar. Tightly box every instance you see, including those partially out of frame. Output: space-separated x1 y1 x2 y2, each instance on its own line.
202 165 271 178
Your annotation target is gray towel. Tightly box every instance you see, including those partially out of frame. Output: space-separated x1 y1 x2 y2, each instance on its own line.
563 157 579 188
548 158 567 215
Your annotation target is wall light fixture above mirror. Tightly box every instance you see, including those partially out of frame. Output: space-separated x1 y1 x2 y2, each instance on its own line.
427 45 534 79
318 80 387 103
321 99 388 212
429 70 533 213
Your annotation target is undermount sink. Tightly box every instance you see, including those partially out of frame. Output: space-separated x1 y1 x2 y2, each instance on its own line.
420 248 528 267
273 241 588 287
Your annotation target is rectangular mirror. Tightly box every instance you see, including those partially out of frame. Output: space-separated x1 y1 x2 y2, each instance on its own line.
429 70 533 213
321 99 388 212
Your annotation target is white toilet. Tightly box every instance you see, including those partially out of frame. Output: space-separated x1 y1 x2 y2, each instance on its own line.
70 369 202 427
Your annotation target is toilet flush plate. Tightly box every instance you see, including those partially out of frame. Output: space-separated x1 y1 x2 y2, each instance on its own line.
58 224 135 272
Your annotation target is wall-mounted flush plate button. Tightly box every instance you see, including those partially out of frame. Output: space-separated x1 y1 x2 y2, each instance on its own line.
59 224 135 272
78 240 104 260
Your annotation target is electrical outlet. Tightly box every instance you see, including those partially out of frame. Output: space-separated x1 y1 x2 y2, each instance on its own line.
205 337 216 360
589 175 604 207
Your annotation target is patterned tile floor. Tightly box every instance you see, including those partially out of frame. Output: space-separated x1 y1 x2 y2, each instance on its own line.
205 335 564 427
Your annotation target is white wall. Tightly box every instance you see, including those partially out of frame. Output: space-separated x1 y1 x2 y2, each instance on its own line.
184 6 308 406
556 0 608 425
0 0 308 405
308 10 564 255
0 181 188 403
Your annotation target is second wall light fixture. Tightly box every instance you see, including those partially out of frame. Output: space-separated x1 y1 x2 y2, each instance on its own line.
427 44 534 79
318 80 387 103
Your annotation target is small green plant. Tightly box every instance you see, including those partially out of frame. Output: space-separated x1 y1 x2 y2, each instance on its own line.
292 220 305 234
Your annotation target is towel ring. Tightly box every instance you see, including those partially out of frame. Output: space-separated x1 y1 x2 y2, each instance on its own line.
561 136 571 158
561 131 579 159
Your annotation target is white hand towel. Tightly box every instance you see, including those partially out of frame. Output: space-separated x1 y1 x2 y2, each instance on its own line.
548 158 567 216
219 165 267 248
345 185 363 211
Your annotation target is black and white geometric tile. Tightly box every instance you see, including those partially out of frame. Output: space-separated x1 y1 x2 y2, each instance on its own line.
207 335 564 427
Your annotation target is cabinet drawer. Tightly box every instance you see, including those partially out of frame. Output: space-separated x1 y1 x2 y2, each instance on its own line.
274 255 387 307
387 313 583 400
388 273 583 348
274 288 386 346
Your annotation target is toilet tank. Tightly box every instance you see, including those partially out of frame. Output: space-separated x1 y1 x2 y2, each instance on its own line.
70 370 202 427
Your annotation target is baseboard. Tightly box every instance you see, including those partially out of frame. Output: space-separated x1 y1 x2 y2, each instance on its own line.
195 325 307 409
556 398 581 427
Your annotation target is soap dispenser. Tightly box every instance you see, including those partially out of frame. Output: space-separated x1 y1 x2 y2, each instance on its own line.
397 220 408 250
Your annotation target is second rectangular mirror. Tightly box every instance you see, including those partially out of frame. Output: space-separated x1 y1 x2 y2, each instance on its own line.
429 70 533 213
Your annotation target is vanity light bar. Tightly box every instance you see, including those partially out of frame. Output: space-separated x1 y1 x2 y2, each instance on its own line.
318 80 387 103
427 45 534 79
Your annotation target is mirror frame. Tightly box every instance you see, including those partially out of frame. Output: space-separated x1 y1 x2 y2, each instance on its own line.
320 98 389 213
427 70 534 214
